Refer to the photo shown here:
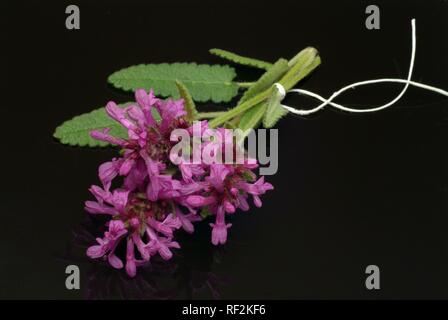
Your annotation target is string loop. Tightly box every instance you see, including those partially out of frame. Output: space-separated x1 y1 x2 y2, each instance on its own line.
277 19 448 116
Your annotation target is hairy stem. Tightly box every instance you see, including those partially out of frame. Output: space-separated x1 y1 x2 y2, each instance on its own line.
209 89 271 127
236 82 256 88
196 111 226 119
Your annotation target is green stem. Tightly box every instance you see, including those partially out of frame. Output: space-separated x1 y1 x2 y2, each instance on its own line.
196 111 226 119
209 89 272 128
236 81 255 88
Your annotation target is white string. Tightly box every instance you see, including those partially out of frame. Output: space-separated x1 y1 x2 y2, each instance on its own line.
277 19 448 116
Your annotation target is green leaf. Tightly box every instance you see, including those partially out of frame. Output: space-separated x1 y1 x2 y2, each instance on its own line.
263 84 288 128
53 104 161 147
108 63 239 103
200 206 212 219
238 58 289 104
175 80 198 122
54 105 128 147
238 102 267 132
209 48 273 70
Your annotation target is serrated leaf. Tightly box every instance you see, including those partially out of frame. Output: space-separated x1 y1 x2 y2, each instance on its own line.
238 102 267 132
263 84 289 128
238 58 289 104
209 48 273 70
53 104 161 147
175 80 197 122
108 63 239 103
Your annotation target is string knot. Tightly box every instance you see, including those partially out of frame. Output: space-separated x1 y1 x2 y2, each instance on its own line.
273 83 286 100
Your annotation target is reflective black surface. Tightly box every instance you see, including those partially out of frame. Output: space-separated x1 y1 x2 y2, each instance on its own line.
1 0 447 299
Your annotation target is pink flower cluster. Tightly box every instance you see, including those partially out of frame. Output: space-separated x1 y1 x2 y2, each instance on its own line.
86 89 273 277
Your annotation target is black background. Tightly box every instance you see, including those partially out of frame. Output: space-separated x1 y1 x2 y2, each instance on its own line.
1 0 447 299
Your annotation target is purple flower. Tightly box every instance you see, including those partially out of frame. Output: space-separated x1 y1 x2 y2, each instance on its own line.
148 213 182 238
125 237 137 277
84 187 129 216
175 207 202 234
146 226 181 261
85 88 274 275
90 89 190 190
85 187 184 277
209 206 232 245
86 220 127 269
198 163 273 245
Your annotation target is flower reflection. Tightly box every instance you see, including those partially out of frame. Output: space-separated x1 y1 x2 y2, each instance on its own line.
59 216 228 299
